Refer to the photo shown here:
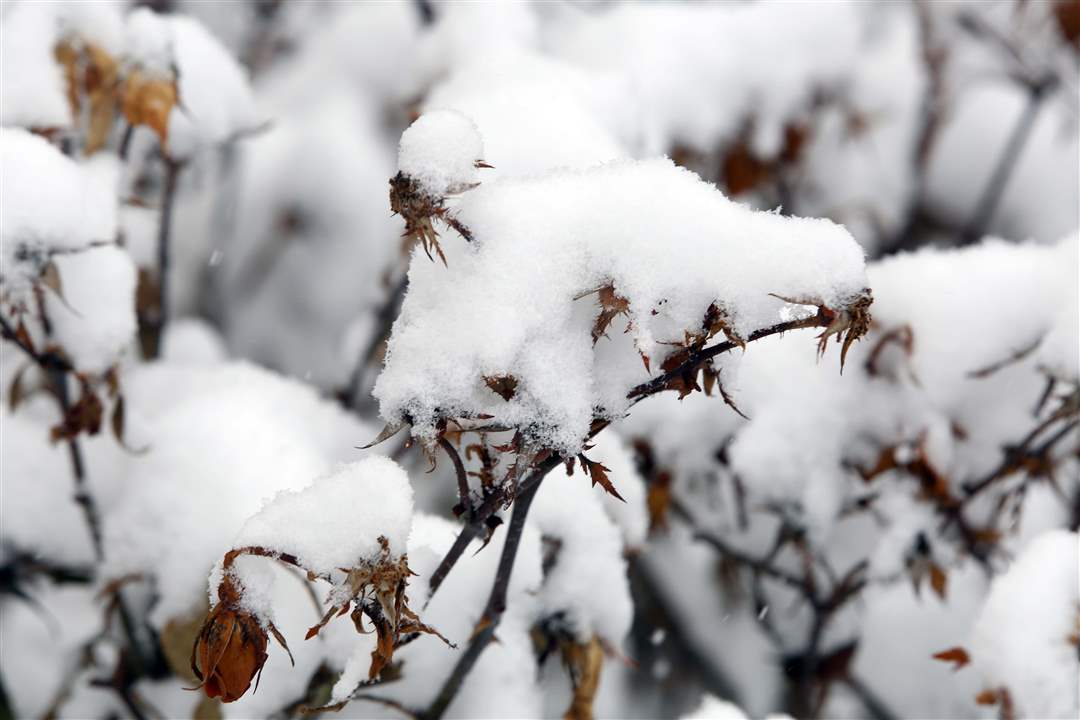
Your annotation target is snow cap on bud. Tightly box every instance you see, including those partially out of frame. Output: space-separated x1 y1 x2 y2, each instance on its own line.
397 109 486 198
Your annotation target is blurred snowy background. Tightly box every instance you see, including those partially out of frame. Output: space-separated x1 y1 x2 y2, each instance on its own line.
1 1 1077 719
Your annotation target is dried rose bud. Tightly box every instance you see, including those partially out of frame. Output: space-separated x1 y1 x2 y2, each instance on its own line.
190 581 268 703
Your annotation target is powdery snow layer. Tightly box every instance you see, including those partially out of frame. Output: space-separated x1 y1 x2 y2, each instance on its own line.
398 109 485 197
969 530 1080 719
375 156 867 454
233 457 415 577
531 461 633 644
1 129 119 282
45 245 137 373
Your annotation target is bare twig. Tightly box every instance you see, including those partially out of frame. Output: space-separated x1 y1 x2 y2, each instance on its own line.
421 476 545 720
437 436 473 518
144 158 183 359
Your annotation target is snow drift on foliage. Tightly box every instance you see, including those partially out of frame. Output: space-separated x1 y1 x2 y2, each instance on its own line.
969 530 1080 719
231 458 414 581
376 153 867 454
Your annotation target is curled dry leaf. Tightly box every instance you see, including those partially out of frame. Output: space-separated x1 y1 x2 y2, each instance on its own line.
50 379 103 442
589 285 631 344
562 636 604 720
358 420 407 449
577 454 625 502
121 69 178 147
54 38 120 154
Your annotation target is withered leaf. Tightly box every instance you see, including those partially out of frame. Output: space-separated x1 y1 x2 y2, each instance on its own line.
121 69 177 146
41 261 64 299
358 420 407 449
484 374 518 401
562 636 604 720
932 647 970 671
83 43 120 154
51 383 104 442
578 454 625 502
591 285 631 344
7 362 30 414
928 562 948 601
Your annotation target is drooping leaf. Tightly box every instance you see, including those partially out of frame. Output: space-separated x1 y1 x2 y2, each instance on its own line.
578 454 625 502
358 420 407 449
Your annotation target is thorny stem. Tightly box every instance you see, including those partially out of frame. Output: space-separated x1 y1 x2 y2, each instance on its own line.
424 452 563 605
410 318 839 714
421 476 545 720
627 315 826 400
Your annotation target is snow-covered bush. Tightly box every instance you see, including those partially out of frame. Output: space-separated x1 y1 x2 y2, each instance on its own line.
2 2 1076 720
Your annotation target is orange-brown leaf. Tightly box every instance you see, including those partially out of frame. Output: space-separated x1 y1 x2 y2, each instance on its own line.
929 563 948 600
932 646 970 671
121 69 177 145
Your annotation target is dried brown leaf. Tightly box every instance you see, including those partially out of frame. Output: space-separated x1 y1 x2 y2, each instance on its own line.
932 646 970 671
484 374 518 401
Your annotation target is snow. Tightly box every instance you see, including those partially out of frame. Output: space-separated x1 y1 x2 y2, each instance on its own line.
398 110 486 198
547 1 862 157
45 245 137 373
969 530 1080 719
1 129 119 289
232 457 414 579
421 52 629 177
0 2 71 129
101 361 377 628
376 157 867 455
531 460 633 643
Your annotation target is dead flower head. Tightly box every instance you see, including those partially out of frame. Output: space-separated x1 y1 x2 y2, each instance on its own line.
305 536 450 680
816 289 873 372
389 171 476 266
190 560 292 703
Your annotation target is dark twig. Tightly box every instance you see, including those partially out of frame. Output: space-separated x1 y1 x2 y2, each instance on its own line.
146 158 183 359
421 476 545 720
958 75 1054 246
438 436 473 518
413 316 838 711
